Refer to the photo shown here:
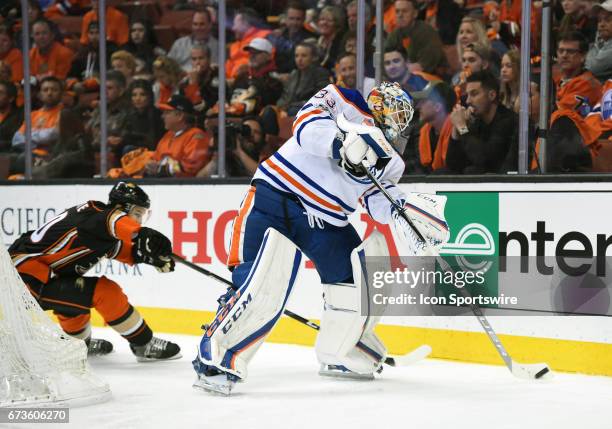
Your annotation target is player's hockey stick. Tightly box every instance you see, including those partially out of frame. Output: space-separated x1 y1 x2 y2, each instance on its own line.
172 253 430 367
360 165 551 380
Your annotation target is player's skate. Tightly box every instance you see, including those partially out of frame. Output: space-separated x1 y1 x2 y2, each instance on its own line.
318 364 378 380
130 336 182 362
192 358 239 396
87 338 114 356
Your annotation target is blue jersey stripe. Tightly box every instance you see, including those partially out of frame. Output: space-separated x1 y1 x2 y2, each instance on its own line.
258 165 348 222
296 115 333 146
273 152 355 213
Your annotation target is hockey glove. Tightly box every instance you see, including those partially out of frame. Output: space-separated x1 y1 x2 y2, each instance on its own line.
133 227 175 272
391 193 450 253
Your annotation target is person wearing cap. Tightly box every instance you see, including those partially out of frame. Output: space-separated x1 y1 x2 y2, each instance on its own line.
221 37 283 117
446 70 518 174
146 94 210 177
168 9 219 72
412 81 456 173
584 79 612 170
586 0 612 82
226 8 271 80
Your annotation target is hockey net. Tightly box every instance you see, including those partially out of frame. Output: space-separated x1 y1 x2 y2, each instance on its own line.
0 243 110 407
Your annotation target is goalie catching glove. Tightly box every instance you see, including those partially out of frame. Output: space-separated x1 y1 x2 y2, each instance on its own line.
336 113 395 176
391 193 450 255
132 227 175 272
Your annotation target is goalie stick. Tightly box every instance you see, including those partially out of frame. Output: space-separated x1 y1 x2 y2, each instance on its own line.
172 253 430 368
360 164 551 380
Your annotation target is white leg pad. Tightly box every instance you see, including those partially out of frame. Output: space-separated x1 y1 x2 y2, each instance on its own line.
315 231 390 375
198 228 301 380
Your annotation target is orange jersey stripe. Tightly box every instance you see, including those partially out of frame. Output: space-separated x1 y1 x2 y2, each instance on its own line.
264 159 342 212
42 227 77 254
230 331 268 370
228 186 256 267
292 108 324 134
40 296 90 311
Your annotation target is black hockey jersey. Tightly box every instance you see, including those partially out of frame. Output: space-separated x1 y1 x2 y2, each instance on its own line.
9 200 141 284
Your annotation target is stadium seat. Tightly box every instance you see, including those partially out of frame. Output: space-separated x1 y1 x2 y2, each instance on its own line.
50 16 83 37
0 155 9 179
154 25 178 52
116 1 162 25
278 116 294 142
159 10 193 37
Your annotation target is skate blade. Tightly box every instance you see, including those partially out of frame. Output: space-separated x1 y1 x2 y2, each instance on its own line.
318 366 374 380
193 373 235 396
135 352 183 363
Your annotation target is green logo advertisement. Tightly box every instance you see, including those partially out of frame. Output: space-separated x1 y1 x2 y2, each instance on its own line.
437 192 500 305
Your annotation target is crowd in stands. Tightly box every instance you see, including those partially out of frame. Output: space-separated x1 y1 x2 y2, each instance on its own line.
0 0 612 179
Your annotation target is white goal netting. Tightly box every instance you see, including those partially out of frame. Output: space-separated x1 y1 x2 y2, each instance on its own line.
0 243 110 407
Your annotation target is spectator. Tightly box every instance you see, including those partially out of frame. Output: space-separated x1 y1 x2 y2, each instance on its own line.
500 48 520 112
334 53 375 94
446 70 518 174
86 70 130 161
268 0 317 74
146 94 210 177
80 0 129 46
180 44 219 116
121 19 166 75
111 50 137 86
198 117 266 178
542 31 603 172
555 31 602 112
0 24 22 83
453 42 495 101
152 56 184 106
385 0 446 75
68 21 117 84
0 80 22 153
558 0 597 43
383 46 436 93
11 76 64 173
412 80 456 173
586 1 612 82
316 5 346 71
346 0 372 34
482 1 520 51
168 9 218 72
122 79 165 152
456 17 498 66
226 8 271 80
585 78 612 159
30 18 74 80
277 41 331 115
224 38 284 117
30 108 94 179
417 0 463 45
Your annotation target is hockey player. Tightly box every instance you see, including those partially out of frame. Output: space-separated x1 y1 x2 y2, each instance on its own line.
193 82 450 394
9 182 182 362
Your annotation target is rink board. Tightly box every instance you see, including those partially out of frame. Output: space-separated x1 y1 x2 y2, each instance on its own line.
2 181 611 376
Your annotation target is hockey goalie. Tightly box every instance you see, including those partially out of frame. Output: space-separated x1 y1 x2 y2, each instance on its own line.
193 82 450 394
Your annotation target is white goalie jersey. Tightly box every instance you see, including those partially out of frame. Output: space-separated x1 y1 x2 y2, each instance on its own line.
252 84 406 227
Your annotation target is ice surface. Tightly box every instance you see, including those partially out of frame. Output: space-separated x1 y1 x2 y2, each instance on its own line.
14 327 611 429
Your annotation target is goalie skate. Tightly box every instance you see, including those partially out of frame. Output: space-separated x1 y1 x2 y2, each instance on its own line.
318 364 377 380
192 359 238 396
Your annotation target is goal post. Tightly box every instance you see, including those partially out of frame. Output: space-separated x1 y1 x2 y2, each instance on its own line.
0 242 111 407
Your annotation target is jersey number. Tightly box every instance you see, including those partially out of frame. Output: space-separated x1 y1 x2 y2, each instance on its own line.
30 211 69 243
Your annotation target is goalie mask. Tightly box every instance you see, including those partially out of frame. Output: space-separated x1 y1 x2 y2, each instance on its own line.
367 82 414 149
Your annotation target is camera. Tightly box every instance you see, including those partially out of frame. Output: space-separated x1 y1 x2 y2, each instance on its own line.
210 121 252 152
